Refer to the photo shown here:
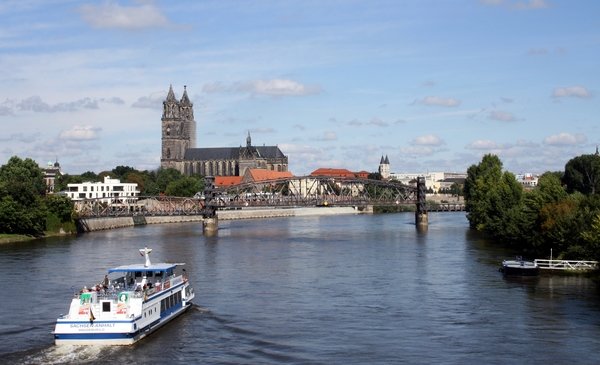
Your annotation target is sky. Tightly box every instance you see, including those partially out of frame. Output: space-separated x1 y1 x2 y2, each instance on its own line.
1 0 599 176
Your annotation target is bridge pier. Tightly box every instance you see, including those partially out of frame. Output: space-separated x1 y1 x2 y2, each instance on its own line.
415 176 428 229
203 217 218 236
202 176 218 235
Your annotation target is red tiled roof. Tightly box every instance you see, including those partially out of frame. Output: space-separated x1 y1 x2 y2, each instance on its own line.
245 169 293 182
215 176 243 187
310 168 356 178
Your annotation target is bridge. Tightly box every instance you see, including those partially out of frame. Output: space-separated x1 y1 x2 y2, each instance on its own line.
74 176 429 232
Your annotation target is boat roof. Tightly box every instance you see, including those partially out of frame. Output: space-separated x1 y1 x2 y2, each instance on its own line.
108 262 183 273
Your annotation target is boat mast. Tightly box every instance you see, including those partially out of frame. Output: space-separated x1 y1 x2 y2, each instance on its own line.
139 247 153 267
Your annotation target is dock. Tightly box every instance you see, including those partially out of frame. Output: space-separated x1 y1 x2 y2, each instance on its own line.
534 259 598 272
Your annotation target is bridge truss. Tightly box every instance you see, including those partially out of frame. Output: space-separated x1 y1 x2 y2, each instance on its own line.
74 176 423 219
206 176 419 210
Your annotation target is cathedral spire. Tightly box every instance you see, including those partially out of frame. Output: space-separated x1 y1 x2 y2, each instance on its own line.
166 84 176 102
246 131 252 147
180 85 191 105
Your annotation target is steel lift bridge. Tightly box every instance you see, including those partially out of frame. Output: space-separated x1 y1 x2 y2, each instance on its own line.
74 176 428 226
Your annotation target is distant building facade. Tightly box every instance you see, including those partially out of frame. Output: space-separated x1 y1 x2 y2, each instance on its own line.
65 176 140 203
41 160 62 194
160 85 288 176
378 155 390 179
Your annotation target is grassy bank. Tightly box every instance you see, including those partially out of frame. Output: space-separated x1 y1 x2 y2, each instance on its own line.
0 233 36 244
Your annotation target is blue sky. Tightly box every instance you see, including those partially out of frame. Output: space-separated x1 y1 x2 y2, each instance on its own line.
1 0 598 175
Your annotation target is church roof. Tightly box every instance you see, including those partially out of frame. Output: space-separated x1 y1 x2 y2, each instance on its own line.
244 169 293 182
215 176 243 187
310 168 356 178
184 146 286 161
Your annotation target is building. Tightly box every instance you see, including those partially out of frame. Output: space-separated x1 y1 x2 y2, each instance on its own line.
378 155 390 179
65 176 140 203
389 172 467 192
515 173 539 188
41 160 62 194
160 85 288 176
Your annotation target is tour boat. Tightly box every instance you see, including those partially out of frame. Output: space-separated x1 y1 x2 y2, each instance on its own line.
54 247 195 345
499 257 539 276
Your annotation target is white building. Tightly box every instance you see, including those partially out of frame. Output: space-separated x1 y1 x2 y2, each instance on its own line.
515 173 539 188
389 172 467 192
66 176 140 203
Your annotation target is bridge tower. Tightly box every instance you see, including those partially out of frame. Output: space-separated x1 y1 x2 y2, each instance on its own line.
415 176 428 228
202 176 218 235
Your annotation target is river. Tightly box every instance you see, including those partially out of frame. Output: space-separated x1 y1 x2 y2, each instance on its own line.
1 212 599 364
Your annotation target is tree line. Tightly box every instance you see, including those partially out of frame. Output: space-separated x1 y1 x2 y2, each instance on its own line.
464 153 600 261
0 156 205 237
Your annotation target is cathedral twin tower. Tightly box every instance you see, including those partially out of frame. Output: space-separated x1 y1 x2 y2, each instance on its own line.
160 85 288 176
160 85 196 171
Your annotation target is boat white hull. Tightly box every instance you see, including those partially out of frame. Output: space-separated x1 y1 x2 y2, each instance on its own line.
54 302 192 346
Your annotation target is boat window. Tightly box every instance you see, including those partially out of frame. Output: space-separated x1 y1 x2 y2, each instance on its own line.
155 271 163 277
135 271 142 278
102 301 111 312
146 271 153 278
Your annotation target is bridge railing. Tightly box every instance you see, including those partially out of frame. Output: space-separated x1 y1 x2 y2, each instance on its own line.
534 259 598 271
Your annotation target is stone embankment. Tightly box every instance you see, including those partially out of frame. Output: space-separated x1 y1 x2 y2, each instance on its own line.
76 215 204 232
76 206 365 232
217 206 362 220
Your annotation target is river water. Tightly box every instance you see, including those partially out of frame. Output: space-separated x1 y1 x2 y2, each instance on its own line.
1 212 599 364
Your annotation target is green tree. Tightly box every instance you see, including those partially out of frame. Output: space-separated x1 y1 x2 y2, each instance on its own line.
0 156 47 235
112 165 136 180
126 172 146 195
45 194 74 222
563 154 600 195
165 176 203 197
80 171 99 182
156 168 183 194
464 154 503 230
55 174 84 193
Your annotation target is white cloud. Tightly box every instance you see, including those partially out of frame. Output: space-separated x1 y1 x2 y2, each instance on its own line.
9 96 124 113
59 125 102 141
420 96 460 107
78 2 170 30
466 139 499 150
132 94 165 109
488 110 517 122
367 118 388 127
241 79 321 96
202 79 321 97
480 0 548 9
316 131 337 141
412 134 444 146
543 132 587 146
249 127 276 134
552 86 592 99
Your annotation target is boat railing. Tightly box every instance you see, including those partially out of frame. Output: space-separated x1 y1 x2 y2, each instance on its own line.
534 259 598 271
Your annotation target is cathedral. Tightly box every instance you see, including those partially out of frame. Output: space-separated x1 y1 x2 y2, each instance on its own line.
160 85 288 176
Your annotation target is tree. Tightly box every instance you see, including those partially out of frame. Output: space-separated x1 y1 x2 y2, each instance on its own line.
156 168 183 194
55 174 84 193
112 165 136 180
165 176 203 197
563 154 600 195
45 194 74 222
80 171 99 182
126 172 146 195
0 156 47 235
464 154 503 230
